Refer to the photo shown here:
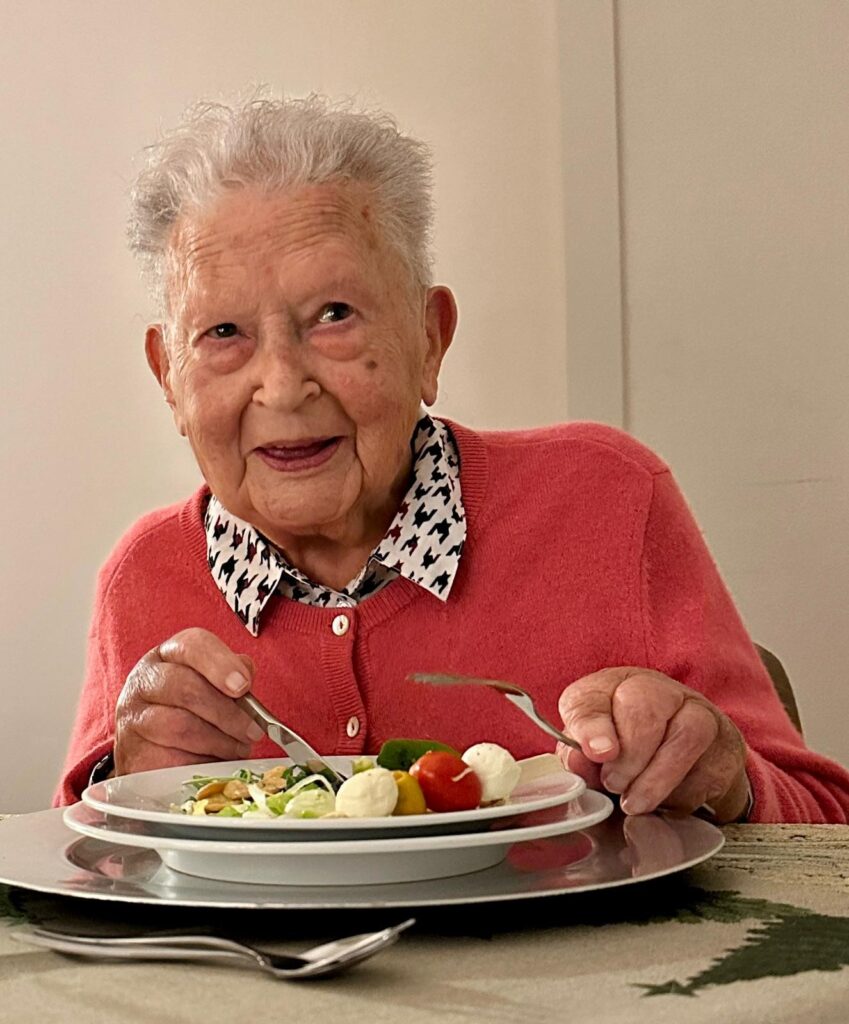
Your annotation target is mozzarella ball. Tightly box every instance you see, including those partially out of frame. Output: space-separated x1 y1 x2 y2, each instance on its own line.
335 766 399 817
461 743 521 802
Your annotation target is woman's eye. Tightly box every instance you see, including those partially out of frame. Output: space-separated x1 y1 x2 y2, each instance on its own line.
316 303 353 325
205 323 239 340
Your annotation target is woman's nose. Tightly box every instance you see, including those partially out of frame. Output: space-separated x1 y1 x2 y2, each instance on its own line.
251 334 320 409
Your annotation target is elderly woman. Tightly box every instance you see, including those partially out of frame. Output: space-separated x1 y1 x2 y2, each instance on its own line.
56 96 849 824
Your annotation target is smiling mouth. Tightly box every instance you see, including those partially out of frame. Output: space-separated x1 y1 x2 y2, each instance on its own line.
255 437 343 472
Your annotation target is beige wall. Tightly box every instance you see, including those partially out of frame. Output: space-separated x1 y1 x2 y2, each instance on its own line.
1 0 567 811
560 0 849 766
2 1 846 812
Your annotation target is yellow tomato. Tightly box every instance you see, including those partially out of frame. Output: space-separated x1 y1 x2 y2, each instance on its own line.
391 770 427 815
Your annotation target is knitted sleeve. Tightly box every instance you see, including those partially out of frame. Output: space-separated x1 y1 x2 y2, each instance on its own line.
51 502 189 806
52 620 115 805
641 469 849 823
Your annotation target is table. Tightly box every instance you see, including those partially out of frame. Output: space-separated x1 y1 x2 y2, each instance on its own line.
1 815 847 1024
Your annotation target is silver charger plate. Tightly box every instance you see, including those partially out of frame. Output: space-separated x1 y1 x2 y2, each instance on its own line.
0 806 724 908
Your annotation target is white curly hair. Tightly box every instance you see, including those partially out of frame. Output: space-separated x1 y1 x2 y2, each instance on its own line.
127 91 435 312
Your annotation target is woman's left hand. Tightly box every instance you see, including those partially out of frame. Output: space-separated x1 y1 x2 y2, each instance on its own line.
557 667 750 823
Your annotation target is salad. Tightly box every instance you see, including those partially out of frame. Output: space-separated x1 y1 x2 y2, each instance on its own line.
175 738 522 820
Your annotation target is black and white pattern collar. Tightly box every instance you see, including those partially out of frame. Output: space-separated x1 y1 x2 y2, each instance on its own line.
203 415 466 635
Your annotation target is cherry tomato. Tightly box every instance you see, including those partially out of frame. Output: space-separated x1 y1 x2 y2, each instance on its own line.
408 751 483 812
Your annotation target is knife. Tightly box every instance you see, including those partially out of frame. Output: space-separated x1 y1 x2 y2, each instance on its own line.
236 693 347 784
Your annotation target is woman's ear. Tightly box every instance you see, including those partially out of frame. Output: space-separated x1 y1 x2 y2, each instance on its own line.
145 325 186 436
421 286 458 407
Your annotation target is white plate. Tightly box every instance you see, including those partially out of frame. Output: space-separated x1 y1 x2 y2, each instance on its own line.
63 793 614 885
82 757 586 840
0 807 724 907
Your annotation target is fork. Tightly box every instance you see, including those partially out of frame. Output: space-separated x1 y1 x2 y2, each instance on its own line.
410 673 721 818
408 672 582 752
12 918 414 979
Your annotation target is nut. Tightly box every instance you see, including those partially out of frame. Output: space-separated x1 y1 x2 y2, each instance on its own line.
204 794 232 813
262 778 286 793
223 780 250 800
261 767 287 793
196 781 226 800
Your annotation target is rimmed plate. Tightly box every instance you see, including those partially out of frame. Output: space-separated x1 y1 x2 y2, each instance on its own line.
82 757 586 840
0 807 724 907
63 793 614 885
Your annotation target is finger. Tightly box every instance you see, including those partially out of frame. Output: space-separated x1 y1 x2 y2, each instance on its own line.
127 705 253 762
600 675 685 795
620 699 718 815
559 682 620 762
656 769 714 817
156 628 254 697
137 664 263 745
661 716 746 816
556 743 603 790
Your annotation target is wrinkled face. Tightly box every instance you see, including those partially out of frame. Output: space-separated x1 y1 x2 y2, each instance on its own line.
147 184 454 547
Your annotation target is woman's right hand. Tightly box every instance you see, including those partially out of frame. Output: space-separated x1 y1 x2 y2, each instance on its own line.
114 627 265 775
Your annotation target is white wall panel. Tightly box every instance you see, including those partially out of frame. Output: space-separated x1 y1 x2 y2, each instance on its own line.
614 0 849 762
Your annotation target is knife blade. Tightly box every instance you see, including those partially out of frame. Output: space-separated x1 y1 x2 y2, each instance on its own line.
236 693 346 783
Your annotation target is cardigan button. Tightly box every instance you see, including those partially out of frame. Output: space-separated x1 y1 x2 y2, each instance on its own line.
331 613 350 636
346 716 360 738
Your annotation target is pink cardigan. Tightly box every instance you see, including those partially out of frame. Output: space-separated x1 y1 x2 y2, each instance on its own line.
55 420 849 821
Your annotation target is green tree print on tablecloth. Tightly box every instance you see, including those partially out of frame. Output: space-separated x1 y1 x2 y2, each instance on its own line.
633 889 849 997
0 885 25 922
2 876 846 994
